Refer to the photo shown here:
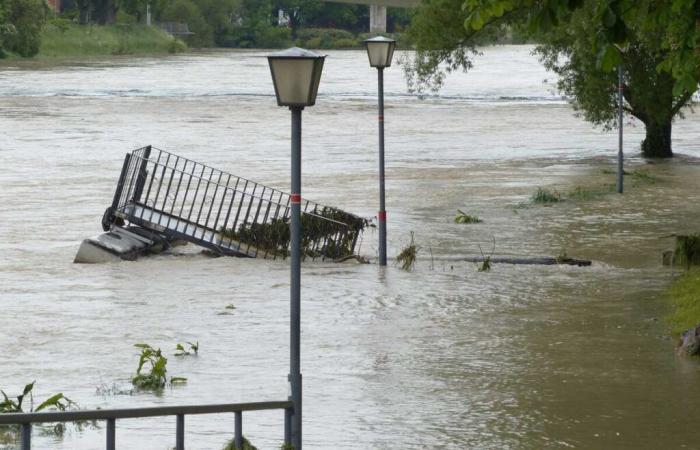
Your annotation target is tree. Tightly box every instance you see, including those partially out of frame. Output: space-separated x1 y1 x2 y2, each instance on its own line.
0 0 47 57
405 0 700 158
273 0 322 37
161 0 213 46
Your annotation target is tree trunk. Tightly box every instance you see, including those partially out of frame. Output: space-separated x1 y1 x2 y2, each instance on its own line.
641 120 673 158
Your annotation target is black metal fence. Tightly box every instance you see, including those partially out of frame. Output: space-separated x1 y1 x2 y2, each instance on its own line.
104 146 366 260
0 400 293 450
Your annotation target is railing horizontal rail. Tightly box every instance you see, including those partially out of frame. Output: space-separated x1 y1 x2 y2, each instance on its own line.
0 400 292 424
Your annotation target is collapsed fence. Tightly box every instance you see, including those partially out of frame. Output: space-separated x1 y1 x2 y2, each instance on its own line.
102 146 369 260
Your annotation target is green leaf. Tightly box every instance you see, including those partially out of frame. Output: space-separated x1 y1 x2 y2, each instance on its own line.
36 393 66 412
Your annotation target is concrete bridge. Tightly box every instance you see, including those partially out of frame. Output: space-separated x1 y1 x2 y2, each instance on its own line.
324 0 419 33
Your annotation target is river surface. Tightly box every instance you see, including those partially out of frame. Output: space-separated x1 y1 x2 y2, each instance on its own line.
2 46 700 449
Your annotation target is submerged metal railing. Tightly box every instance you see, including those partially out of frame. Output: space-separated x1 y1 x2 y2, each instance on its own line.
103 146 366 260
0 400 293 450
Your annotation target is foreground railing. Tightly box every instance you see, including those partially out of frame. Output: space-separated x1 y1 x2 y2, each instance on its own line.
0 400 293 450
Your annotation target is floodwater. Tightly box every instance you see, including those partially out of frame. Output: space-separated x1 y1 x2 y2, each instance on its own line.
2 46 700 449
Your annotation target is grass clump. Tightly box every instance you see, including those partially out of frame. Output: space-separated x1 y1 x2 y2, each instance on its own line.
223 437 258 450
132 344 187 390
395 232 419 271
531 188 562 204
666 269 700 335
39 24 186 58
454 210 483 224
630 170 657 185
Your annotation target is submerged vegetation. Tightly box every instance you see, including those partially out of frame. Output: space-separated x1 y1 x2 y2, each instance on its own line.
132 343 187 390
175 341 199 356
454 210 483 224
222 437 258 450
673 235 700 270
531 188 562 204
396 232 418 271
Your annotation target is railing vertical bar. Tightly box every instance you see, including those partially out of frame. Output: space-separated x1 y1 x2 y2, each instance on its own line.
168 159 188 225
221 178 241 247
20 423 30 450
161 155 180 223
132 145 152 204
149 152 171 222
106 418 115 450
236 183 258 253
185 164 207 227
270 192 286 261
176 414 185 450
284 407 292 447
258 189 276 258
120 151 141 211
177 161 195 226
201 170 224 240
234 411 243 450
110 154 132 212
211 174 232 242
246 186 267 256
140 148 161 220
229 179 249 248
194 167 216 230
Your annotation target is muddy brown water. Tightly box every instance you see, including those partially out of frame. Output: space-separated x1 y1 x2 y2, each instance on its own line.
1 47 700 449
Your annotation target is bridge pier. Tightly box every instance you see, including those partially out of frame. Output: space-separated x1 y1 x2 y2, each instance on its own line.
369 5 387 33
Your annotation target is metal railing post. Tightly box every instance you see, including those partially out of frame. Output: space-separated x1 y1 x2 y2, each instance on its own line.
284 406 292 446
111 154 132 211
132 145 152 203
176 413 185 450
106 418 115 450
234 411 243 449
20 423 31 450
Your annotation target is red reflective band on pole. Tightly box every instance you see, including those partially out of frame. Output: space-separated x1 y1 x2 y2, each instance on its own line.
378 211 386 221
378 115 384 122
291 194 301 204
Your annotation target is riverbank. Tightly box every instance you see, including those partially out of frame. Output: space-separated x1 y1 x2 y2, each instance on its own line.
36 23 186 58
667 268 700 335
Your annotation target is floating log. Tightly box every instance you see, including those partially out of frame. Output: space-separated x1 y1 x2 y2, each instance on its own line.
459 256 591 267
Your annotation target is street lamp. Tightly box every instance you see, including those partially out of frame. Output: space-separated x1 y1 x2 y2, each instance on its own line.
365 36 396 267
268 47 325 450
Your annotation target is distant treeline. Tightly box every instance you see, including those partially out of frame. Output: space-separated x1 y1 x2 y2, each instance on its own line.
58 0 413 48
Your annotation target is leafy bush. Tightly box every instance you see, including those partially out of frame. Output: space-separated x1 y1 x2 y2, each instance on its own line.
132 343 187 390
531 188 562 204
296 27 356 49
2 0 47 57
454 210 482 224
161 0 212 47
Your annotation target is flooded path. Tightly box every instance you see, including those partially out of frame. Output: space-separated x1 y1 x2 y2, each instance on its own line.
1 47 700 449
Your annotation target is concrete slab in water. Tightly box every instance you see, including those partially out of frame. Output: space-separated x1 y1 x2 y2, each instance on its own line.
74 226 170 264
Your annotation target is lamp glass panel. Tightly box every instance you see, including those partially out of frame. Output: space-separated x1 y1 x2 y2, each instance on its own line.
367 42 391 67
270 58 316 106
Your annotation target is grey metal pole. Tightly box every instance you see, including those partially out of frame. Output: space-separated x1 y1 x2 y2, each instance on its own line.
107 418 116 450
290 106 303 450
617 65 624 194
20 423 30 450
377 68 387 266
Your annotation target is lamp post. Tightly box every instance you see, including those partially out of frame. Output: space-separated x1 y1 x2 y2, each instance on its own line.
617 64 624 194
364 36 396 267
268 47 325 450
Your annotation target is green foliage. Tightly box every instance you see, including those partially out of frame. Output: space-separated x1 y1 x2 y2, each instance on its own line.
161 0 212 47
223 437 258 450
175 341 199 356
478 257 491 272
454 209 482 224
673 235 700 270
396 232 419 271
219 207 368 259
131 343 187 390
1 381 75 413
666 268 700 335
531 187 562 204
296 27 357 49
405 0 700 157
0 0 47 57
280 444 295 450
39 24 185 57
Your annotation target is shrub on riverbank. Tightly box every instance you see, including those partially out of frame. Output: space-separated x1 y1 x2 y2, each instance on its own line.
38 23 186 58
666 269 700 335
